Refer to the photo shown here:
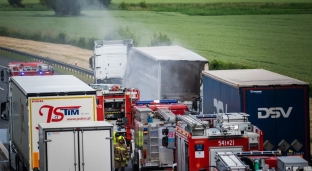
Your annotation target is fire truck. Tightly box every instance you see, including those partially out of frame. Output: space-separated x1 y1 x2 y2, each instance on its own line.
0 62 54 120
130 101 310 171
89 84 140 146
130 99 190 170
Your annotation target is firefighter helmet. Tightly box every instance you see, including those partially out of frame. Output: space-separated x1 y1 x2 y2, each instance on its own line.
117 136 124 141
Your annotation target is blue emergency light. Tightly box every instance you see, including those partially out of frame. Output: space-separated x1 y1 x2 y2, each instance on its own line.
135 99 178 105
195 114 217 118
21 72 25 75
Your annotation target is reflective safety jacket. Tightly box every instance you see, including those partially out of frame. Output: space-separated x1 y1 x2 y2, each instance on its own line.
114 143 129 162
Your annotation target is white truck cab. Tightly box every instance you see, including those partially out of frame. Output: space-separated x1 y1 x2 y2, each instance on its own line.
89 39 133 85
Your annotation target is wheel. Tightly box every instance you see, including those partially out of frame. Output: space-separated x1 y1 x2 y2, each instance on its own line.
15 154 19 171
8 145 14 170
22 165 27 171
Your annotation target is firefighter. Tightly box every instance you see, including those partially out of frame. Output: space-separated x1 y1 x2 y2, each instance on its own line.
114 136 129 171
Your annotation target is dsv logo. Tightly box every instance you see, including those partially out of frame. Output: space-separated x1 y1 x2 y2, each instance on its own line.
258 107 293 119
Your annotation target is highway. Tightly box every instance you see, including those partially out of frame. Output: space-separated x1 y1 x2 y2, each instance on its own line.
0 55 16 171
0 55 139 171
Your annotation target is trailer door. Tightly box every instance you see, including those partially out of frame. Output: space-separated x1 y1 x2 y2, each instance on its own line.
79 129 113 170
46 131 78 171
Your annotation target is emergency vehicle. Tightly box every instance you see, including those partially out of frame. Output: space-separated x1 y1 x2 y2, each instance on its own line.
130 100 310 171
130 99 190 171
1 62 54 120
89 84 140 145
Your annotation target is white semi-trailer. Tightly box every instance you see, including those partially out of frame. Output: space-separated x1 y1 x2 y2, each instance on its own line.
7 75 97 171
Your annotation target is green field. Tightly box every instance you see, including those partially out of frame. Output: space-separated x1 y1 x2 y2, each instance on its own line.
0 10 311 89
112 0 312 3
1 0 311 4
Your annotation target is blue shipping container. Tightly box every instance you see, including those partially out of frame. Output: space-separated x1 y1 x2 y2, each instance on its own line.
202 69 310 161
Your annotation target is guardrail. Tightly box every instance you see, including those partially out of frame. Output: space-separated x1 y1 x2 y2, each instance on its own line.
0 46 94 80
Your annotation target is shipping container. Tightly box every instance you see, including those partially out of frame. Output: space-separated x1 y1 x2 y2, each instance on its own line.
8 75 98 171
202 69 310 161
38 121 114 171
123 45 208 102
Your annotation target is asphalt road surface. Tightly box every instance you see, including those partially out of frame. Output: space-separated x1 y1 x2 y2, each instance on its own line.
0 55 141 171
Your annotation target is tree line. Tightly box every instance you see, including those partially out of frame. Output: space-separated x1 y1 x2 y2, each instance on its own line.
8 0 112 16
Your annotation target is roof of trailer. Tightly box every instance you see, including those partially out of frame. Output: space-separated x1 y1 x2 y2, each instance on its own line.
12 75 95 94
202 69 308 87
132 45 208 62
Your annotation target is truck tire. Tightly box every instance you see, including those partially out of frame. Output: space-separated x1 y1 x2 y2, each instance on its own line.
15 154 19 171
8 146 14 170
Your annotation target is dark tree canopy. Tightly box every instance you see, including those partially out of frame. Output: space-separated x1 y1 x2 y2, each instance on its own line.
8 0 24 7
40 0 112 16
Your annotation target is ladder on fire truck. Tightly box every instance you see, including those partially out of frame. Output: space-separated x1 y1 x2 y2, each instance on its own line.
176 114 208 129
215 152 247 171
176 114 209 136
157 108 177 123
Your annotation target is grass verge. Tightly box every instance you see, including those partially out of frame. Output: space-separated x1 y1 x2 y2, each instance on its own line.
0 50 93 84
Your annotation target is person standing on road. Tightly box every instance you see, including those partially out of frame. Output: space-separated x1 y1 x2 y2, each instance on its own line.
114 136 129 171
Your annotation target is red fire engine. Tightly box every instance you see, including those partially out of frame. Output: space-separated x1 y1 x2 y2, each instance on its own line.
130 99 190 170
129 101 310 171
89 84 140 145
6 62 54 77
1 62 54 120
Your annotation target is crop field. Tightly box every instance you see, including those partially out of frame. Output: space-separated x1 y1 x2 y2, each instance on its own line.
0 10 311 88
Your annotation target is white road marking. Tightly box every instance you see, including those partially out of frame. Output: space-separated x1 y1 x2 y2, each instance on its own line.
0 65 5 68
0 87 4 91
0 140 8 159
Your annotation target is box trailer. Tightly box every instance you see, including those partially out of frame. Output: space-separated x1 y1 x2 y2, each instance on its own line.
38 121 114 171
8 75 98 171
123 45 208 103
202 69 310 161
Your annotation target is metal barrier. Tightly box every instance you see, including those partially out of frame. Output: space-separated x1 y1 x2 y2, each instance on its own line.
0 46 94 80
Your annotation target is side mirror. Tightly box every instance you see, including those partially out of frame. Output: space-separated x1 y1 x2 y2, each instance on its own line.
96 98 99 105
0 70 4 82
1 114 7 120
1 102 6 115
89 56 94 69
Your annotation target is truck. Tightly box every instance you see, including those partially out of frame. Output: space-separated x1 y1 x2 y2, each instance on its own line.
0 62 54 120
130 100 190 170
5 75 99 171
89 39 133 84
38 121 114 171
90 84 140 148
131 102 310 171
122 45 209 114
201 69 310 161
